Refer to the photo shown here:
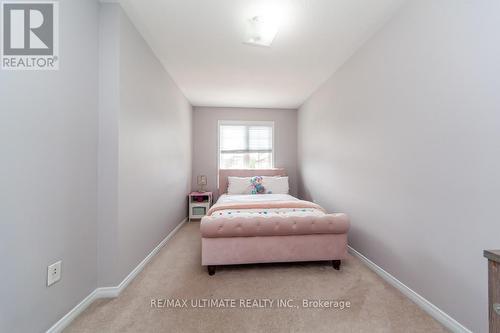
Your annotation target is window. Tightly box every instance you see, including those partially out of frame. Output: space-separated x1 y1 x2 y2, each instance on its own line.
219 121 274 169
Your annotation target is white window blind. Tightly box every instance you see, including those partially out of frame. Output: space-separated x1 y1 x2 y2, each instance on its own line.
219 122 274 169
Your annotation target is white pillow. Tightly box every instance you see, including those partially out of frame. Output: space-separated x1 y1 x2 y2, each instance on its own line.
262 176 289 194
227 177 253 195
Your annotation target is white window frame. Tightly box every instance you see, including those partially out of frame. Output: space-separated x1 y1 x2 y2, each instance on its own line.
217 120 275 170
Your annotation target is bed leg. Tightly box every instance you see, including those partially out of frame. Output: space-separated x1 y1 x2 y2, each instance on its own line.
207 265 216 276
332 260 341 270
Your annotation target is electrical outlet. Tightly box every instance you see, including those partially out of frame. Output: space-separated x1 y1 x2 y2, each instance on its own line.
47 260 62 286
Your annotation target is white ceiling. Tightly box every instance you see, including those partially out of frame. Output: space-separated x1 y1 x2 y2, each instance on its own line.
119 0 405 109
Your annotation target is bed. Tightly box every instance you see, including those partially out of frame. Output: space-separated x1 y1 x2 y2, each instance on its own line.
200 169 350 275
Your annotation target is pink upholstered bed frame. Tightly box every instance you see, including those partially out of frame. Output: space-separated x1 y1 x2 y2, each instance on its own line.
201 169 349 275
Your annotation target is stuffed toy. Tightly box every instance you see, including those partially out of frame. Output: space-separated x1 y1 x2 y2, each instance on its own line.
250 176 266 194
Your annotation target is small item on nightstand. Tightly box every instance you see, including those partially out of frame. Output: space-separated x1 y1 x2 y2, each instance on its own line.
197 175 207 192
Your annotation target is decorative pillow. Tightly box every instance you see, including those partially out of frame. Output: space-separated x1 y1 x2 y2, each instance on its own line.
262 176 289 194
227 177 253 194
227 175 289 195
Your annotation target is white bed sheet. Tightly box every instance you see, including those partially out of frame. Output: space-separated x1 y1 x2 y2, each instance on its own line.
216 193 299 204
213 194 323 218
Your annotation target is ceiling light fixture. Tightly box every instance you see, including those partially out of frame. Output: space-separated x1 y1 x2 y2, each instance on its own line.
244 15 279 47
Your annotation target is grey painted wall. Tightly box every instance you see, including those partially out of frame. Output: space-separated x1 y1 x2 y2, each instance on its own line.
297 1 500 332
98 4 192 287
0 2 191 331
98 2 121 288
0 1 100 332
192 107 297 197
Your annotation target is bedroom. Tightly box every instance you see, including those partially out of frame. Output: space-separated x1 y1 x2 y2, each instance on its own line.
1 0 499 332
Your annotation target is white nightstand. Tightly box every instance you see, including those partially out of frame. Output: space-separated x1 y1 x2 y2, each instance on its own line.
189 192 213 221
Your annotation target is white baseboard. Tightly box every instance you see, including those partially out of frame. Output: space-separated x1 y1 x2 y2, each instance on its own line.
94 218 188 299
46 218 188 333
45 289 100 333
348 246 472 333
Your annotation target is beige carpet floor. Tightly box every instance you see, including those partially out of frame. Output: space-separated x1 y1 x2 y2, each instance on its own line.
65 222 448 333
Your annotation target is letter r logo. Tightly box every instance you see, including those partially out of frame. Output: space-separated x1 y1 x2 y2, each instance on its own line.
2 2 55 55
